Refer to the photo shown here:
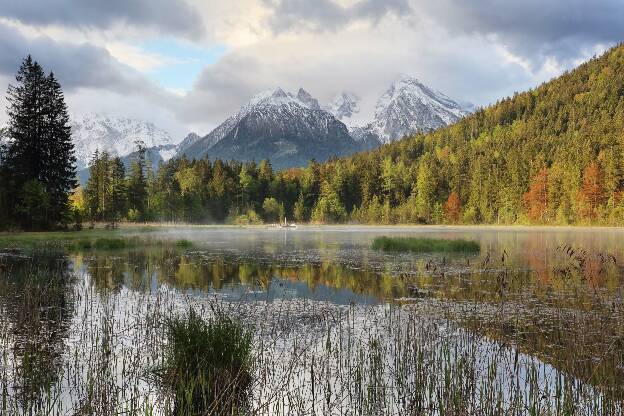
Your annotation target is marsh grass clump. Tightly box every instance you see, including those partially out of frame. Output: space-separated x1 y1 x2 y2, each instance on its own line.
66 237 193 251
156 307 253 415
372 236 480 253
175 239 193 249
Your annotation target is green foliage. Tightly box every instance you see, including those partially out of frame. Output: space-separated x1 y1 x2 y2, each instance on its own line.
231 209 263 225
311 189 347 223
175 239 193 248
126 142 148 220
16 180 51 230
156 307 253 415
85 151 127 227
262 197 283 223
1 56 76 230
372 237 481 253
22 44 624 227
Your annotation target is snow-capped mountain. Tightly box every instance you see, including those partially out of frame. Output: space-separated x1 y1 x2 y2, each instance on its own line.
71 113 180 169
364 76 471 144
325 92 362 127
181 88 359 170
176 132 202 155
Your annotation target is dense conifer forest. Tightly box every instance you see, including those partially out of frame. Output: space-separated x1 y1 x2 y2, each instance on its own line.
2 44 624 229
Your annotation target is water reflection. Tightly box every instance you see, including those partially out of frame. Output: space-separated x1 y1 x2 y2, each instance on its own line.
76 249 403 304
0 251 75 412
2 226 624 407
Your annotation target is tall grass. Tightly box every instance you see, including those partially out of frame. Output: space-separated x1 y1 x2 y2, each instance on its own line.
372 236 481 253
67 237 193 251
155 307 253 415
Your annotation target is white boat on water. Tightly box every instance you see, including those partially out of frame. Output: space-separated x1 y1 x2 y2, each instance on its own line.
280 217 297 229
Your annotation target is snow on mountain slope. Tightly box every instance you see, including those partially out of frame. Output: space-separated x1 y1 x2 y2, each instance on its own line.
182 88 358 169
366 76 471 143
71 113 179 169
325 92 363 128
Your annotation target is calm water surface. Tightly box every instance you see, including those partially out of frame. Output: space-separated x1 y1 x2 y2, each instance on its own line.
1 226 623 414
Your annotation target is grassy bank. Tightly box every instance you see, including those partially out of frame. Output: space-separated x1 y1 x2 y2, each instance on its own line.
0 229 193 251
372 236 480 253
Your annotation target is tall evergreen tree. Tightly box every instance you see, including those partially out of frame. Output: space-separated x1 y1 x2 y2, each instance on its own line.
127 142 148 220
42 72 77 224
108 157 127 227
2 56 76 229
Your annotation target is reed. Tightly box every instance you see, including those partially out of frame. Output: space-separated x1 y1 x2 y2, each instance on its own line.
154 307 253 415
372 236 481 253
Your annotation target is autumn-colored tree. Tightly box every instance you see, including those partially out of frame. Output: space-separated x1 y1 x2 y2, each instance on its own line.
578 161 606 220
444 191 461 223
523 167 549 222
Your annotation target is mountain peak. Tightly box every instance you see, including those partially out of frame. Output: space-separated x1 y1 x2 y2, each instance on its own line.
326 91 361 125
71 113 177 169
272 87 288 98
296 88 321 110
181 87 358 169
393 74 422 86
367 76 470 143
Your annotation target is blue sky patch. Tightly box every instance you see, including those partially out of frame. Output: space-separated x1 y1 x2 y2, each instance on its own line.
141 38 225 91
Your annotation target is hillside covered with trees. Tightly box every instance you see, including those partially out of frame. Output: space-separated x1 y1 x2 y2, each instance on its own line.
4 44 624 229
77 44 624 226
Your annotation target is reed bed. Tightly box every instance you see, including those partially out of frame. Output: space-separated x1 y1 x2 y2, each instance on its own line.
1 249 621 415
372 236 481 253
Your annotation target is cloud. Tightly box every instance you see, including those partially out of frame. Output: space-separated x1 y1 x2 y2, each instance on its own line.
0 22 150 94
0 0 204 39
264 0 411 32
1 0 621 139
0 21 188 136
184 17 547 130
409 0 624 69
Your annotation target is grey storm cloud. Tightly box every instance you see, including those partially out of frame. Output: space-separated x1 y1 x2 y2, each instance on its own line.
0 0 204 38
264 0 411 32
264 0 624 68
0 21 159 95
410 0 624 67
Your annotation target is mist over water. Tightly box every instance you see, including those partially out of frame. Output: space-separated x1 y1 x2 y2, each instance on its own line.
1 226 623 414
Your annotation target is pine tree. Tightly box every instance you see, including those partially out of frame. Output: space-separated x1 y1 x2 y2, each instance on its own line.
127 142 148 220
2 56 76 229
107 157 127 227
43 72 77 224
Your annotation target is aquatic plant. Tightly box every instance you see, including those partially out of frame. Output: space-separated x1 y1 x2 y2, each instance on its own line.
155 307 253 415
372 236 481 253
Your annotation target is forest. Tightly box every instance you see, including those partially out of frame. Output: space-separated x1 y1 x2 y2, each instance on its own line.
2 44 624 229
74 44 624 226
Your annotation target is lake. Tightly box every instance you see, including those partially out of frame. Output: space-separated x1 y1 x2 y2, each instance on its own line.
1 226 623 415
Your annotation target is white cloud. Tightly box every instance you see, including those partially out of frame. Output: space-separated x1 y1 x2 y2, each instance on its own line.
0 0 620 137
106 42 176 72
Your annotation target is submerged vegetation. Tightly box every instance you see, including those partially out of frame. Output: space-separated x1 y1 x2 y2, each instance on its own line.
67 237 193 251
372 236 480 253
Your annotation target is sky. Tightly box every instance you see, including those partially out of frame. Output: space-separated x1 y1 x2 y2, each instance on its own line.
0 0 622 139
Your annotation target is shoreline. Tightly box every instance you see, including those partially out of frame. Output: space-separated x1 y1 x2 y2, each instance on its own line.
1 222 624 238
